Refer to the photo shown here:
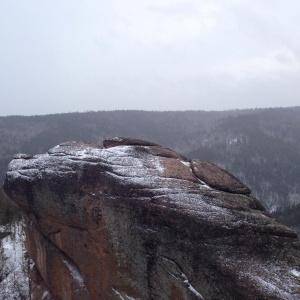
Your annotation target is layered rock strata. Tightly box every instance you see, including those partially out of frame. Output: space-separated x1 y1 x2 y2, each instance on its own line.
4 137 300 300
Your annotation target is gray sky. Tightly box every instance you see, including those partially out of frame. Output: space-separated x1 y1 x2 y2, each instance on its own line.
1 0 300 116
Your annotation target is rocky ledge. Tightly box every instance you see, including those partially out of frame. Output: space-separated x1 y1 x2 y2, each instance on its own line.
4 137 300 300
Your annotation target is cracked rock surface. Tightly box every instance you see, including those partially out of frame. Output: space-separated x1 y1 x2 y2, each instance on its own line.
4 137 300 300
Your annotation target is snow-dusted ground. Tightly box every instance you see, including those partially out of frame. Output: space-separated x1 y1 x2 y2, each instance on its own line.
0 220 29 300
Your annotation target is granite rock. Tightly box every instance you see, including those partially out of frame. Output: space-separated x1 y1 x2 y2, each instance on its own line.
4 138 300 300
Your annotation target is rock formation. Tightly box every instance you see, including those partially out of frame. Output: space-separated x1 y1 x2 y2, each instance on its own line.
4 137 300 300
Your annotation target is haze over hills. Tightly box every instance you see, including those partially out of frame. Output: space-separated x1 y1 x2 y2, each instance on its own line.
0 107 300 228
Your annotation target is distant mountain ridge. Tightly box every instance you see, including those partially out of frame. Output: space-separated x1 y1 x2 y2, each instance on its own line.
1 107 300 215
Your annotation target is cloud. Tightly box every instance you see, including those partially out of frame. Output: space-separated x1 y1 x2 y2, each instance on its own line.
112 1 219 46
210 48 300 79
1 0 300 115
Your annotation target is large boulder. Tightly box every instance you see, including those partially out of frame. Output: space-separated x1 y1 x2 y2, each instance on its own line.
4 138 300 300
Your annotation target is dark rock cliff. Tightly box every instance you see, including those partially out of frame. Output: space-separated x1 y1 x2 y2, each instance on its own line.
4 137 300 300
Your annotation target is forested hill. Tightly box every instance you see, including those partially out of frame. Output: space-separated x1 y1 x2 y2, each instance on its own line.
1 107 300 214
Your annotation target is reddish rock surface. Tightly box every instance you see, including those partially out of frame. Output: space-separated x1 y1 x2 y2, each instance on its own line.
191 160 251 194
4 138 300 300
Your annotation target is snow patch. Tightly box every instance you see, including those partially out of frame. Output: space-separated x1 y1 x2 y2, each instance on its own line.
112 287 136 300
110 137 123 142
290 269 300 277
42 291 50 299
0 221 29 299
238 267 297 300
253 276 294 299
181 272 205 300
162 257 205 299
228 137 238 145
151 157 165 173
180 160 190 167
63 259 84 285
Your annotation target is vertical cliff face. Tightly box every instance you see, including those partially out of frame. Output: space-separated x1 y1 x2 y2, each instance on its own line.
4 138 300 300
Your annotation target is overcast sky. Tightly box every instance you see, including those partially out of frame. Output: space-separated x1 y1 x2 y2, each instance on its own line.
1 0 300 116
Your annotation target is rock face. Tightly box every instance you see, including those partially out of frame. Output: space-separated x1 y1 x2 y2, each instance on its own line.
4 137 300 300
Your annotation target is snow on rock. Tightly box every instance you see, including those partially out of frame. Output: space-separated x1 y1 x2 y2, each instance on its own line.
0 220 29 300
112 287 137 300
3 138 300 300
291 269 300 277
63 259 85 286
181 272 205 300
